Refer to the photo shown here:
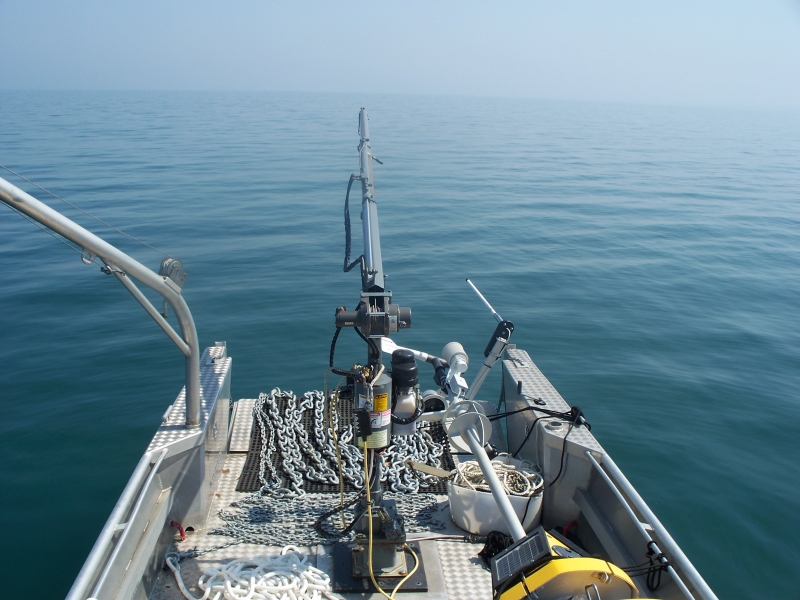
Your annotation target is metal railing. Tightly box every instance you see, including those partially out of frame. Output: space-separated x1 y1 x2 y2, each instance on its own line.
65 449 167 600
0 175 201 427
586 451 719 600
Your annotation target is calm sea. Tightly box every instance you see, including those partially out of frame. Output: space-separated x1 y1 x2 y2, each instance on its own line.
1 91 798 598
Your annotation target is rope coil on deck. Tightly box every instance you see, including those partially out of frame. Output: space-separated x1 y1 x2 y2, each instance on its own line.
452 457 543 497
165 545 341 600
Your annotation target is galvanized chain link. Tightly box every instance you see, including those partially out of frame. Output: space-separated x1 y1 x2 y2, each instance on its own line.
213 492 445 548
218 389 452 549
255 393 282 492
253 388 446 495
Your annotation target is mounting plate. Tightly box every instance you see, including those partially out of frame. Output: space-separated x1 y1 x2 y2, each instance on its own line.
333 541 429 594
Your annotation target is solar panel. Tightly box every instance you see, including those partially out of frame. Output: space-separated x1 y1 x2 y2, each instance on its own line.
491 526 551 591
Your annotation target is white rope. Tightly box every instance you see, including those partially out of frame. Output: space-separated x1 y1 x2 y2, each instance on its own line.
452 458 543 497
166 545 342 600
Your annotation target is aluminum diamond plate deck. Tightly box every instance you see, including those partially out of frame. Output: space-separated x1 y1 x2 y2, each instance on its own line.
147 345 232 452
152 451 497 599
504 347 603 454
436 540 493 600
228 398 256 452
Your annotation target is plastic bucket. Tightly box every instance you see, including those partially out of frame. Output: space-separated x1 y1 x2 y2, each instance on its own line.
447 457 543 536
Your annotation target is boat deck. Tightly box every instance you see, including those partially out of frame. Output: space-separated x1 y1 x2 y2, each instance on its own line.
151 412 505 600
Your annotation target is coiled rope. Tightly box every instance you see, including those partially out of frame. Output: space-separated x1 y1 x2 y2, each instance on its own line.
165 545 341 600
452 457 543 497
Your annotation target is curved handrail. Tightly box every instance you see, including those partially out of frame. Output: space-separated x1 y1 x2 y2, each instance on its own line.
0 175 201 427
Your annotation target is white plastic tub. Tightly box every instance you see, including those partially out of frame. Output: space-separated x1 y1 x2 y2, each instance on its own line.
447 456 543 536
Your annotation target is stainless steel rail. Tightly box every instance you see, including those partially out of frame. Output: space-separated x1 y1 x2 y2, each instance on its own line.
65 449 165 600
0 175 201 427
586 451 719 600
89 448 170 597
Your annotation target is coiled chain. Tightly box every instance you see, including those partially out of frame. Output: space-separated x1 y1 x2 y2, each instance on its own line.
253 389 446 496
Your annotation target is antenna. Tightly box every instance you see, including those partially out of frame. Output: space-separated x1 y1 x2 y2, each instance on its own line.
466 278 503 323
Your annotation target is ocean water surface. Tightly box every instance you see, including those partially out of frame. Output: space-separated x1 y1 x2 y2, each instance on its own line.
1 91 798 599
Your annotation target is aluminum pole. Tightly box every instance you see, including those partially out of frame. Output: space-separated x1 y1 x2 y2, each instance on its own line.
0 176 201 427
599 454 719 600
463 425 527 541
358 108 384 291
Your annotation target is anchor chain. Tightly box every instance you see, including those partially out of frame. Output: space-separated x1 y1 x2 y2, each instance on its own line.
252 389 447 495
213 491 445 547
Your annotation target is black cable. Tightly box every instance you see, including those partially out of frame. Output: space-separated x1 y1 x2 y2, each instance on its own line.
489 403 589 428
343 174 363 273
329 327 342 369
548 422 575 487
392 403 423 425
354 326 380 361
328 326 366 382
519 485 542 529
511 416 545 458
314 494 365 539
645 541 669 591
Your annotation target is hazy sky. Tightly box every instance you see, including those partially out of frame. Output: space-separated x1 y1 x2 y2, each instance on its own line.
1 1 799 108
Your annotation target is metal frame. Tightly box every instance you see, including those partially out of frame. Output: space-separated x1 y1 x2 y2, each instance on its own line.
586 451 719 600
66 345 232 600
0 175 201 427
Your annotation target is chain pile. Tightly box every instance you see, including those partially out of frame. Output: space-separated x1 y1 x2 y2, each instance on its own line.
212 389 449 548
253 389 446 495
453 459 544 497
213 492 445 547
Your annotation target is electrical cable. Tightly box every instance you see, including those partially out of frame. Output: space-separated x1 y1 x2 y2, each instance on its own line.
363 445 419 600
313 494 365 539
511 416 544 458
343 173 363 273
355 325 380 361
329 327 342 369
548 422 575 487
328 327 367 382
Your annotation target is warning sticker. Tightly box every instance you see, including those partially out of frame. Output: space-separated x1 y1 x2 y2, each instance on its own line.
369 410 391 429
374 393 389 412
358 429 389 448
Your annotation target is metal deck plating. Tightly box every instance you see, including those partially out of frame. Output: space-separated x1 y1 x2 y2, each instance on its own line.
150 432 494 600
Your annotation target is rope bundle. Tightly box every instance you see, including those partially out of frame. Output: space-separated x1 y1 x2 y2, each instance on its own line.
453 457 543 497
166 545 341 600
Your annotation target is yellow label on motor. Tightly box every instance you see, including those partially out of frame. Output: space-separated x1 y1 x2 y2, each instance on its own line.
374 393 389 412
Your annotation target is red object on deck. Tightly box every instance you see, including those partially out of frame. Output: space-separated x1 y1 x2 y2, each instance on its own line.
170 520 186 541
